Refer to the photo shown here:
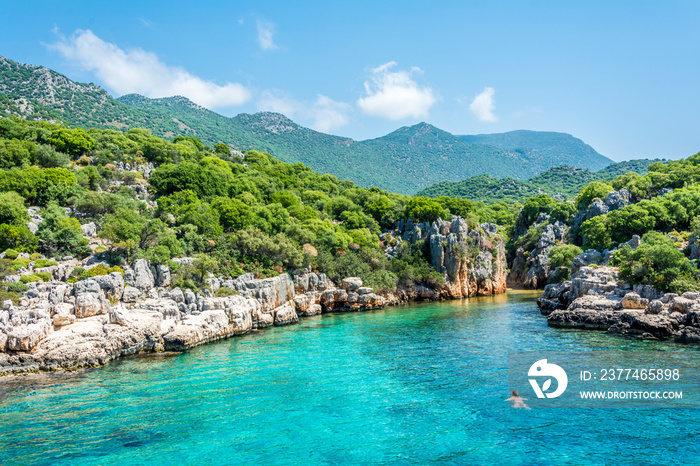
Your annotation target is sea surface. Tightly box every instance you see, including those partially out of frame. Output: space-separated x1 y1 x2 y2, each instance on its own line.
1 291 699 465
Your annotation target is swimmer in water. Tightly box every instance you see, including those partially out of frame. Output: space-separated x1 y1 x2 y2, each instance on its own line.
506 390 531 409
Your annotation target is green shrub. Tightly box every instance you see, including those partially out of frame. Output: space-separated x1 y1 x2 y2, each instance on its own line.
35 271 52 282
611 232 697 292
29 252 42 260
87 264 125 277
214 286 238 297
20 273 43 283
548 244 583 282
0 224 38 252
4 248 19 260
12 258 31 271
32 259 57 268
7 282 29 294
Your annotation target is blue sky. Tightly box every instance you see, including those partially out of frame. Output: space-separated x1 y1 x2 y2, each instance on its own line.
2 0 699 161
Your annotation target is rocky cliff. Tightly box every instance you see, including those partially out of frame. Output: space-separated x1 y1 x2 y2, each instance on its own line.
388 216 507 299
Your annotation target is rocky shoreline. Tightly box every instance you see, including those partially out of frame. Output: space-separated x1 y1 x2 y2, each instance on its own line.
538 265 700 343
0 216 508 376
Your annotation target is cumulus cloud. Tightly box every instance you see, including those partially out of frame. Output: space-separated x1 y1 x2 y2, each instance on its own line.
309 95 351 133
257 19 278 50
48 29 251 109
469 87 498 122
257 90 301 116
357 62 436 120
256 91 350 133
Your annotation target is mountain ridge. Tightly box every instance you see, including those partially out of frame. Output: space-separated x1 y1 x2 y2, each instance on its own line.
0 54 614 194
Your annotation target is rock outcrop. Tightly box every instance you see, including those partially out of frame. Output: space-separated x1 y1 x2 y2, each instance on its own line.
507 216 568 289
391 216 507 299
0 260 393 375
537 266 700 342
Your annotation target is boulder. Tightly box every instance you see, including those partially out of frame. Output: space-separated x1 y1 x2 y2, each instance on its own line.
273 303 298 326
645 300 665 315
109 305 131 327
670 297 696 314
571 250 602 276
122 286 141 303
92 272 125 301
340 277 363 291
80 222 98 237
621 293 648 310
75 293 105 318
153 265 171 288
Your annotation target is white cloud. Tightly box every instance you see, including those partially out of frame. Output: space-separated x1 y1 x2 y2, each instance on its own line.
309 95 350 133
257 90 301 116
357 61 436 120
256 91 350 133
138 17 153 28
469 87 498 122
256 19 278 50
48 29 251 109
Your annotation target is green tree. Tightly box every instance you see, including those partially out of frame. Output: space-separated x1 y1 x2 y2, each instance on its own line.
0 224 37 252
580 215 612 251
0 139 35 168
548 244 583 281
214 143 230 156
612 232 697 292
576 181 614 209
404 197 447 223
0 191 29 226
211 197 255 231
48 128 95 156
36 203 90 257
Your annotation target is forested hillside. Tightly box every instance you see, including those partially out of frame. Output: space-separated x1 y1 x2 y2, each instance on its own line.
0 116 520 305
417 160 662 203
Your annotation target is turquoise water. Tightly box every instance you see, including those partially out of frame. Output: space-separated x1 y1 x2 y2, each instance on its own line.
1 292 699 465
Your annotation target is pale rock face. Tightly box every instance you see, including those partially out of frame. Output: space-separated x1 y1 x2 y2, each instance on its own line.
242 275 295 312
131 259 155 292
92 272 125 301
273 302 298 326
153 265 171 288
109 305 131 327
52 303 76 327
75 294 104 318
340 277 363 291
122 286 141 303
80 222 98 237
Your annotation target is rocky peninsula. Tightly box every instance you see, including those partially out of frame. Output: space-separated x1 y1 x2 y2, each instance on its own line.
538 264 700 343
0 216 506 376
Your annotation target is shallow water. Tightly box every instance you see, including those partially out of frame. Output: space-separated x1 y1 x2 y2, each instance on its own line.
1 291 699 465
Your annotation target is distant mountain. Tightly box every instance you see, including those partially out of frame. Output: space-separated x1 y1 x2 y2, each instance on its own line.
0 55 615 194
460 130 611 171
417 160 663 203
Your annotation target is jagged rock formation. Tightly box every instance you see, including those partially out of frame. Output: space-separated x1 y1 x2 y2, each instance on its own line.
508 216 568 289
391 216 507 298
